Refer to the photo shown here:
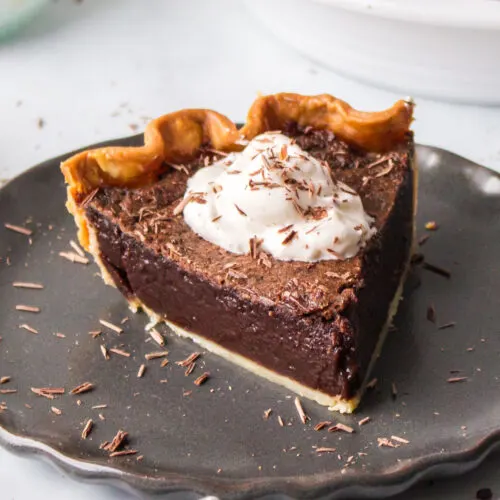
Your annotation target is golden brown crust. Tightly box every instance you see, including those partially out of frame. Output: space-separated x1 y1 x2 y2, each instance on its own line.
61 93 413 249
241 94 412 153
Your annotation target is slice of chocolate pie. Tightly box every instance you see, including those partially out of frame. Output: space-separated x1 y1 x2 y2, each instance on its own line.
62 93 416 413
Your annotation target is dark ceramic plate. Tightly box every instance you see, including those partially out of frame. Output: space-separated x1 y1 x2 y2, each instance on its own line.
0 137 499 500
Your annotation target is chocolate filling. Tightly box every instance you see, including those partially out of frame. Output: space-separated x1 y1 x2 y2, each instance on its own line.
85 125 414 400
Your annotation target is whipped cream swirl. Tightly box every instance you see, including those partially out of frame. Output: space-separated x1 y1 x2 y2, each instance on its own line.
181 132 376 262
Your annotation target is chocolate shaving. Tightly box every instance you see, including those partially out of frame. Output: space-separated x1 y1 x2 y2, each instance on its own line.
15 305 40 313
234 204 247 217
81 419 93 439
305 225 319 235
418 234 430 246
149 328 165 346
366 156 390 169
314 421 331 431
315 447 337 454
257 252 273 268
391 435 409 444
210 183 223 195
109 348 130 358
12 282 43 289
259 295 275 307
278 224 294 234
291 199 304 217
184 362 196 376
69 240 85 258
70 382 94 395
100 345 109 360
294 397 309 424
4 223 32 236
173 194 193 216
145 351 169 360
165 243 181 257
168 163 190 175
249 236 262 259
326 248 344 260
51 406 62 416
176 352 200 367
59 251 89 265
378 438 398 448
0 389 17 394
279 144 288 161
192 195 207 205
281 230 298 246
325 271 352 280
438 322 456 330
99 319 123 334
137 364 146 378
31 387 65 399
249 167 263 176
109 450 137 458
328 423 354 434
0 377 11 385
80 188 99 207
372 160 394 178
205 148 228 157
358 416 371 426
194 372 210 386
226 269 248 280
447 376 468 383
106 430 128 453
423 262 451 279
263 409 272 420
19 324 38 334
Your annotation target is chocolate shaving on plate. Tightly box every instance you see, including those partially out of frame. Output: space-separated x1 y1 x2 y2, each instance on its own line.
294 397 309 424
81 419 93 439
314 421 331 431
4 223 32 236
99 319 123 334
70 382 94 395
423 262 451 279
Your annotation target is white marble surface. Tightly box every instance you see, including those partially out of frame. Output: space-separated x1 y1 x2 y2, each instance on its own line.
0 0 499 498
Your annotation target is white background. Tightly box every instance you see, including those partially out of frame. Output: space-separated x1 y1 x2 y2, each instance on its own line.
1 0 500 498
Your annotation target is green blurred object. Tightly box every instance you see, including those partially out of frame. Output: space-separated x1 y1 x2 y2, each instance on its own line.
0 0 50 40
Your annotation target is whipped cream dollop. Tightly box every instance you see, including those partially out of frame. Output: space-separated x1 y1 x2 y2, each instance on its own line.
181 132 376 262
